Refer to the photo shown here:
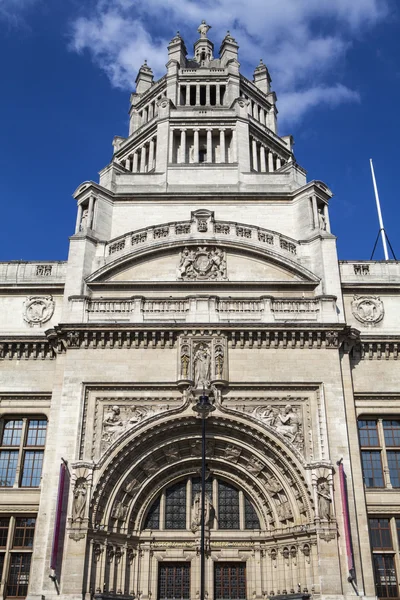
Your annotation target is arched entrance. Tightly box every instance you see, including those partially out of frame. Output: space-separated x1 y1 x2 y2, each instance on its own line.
85 403 320 599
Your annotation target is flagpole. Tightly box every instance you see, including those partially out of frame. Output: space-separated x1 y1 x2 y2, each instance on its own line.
370 158 389 260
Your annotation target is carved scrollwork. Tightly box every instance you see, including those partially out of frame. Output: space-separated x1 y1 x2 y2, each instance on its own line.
23 296 55 327
352 295 384 325
177 246 227 281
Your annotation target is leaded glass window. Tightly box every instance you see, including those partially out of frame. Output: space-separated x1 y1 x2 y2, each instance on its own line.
144 496 160 529
165 482 186 529
373 554 398 598
218 481 240 529
158 563 190 600
7 553 32 597
244 496 260 529
192 476 212 501
214 563 246 600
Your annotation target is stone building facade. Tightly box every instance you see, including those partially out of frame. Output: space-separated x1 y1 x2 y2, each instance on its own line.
0 21 399 600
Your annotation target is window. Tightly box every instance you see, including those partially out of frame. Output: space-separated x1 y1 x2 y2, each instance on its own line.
369 517 400 598
158 563 190 600
358 419 400 489
143 477 260 532
214 563 246 600
0 516 36 598
0 419 47 488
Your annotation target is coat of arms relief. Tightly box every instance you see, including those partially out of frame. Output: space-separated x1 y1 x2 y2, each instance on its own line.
177 246 227 280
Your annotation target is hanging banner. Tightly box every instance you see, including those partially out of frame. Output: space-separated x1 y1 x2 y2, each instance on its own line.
338 460 354 573
50 461 67 571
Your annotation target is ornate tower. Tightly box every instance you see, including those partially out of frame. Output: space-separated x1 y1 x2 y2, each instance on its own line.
14 22 382 600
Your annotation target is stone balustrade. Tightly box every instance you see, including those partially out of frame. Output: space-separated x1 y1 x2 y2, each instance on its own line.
0 261 67 284
81 295 337 324
104 219 300 262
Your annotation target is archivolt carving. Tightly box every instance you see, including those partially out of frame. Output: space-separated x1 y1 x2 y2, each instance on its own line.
90 414 313 534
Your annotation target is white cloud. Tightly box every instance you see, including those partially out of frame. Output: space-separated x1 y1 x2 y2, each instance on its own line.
278 84 361 125
69 0 388 123
0 0 39 23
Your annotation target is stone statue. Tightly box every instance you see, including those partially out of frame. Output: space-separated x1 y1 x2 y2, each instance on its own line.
317 480 331 520
128 406 148 424
72 479 87 522
112 501 128 521
191 491 213 532
181 345 190 379
194 343 211 388
80 209 89 231
215 344 224 378
318 208 326 230
275 405 301 443
198 20 211 38
265 475 283 495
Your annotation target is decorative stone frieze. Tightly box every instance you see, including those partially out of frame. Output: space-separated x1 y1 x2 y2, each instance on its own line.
23 295 55 327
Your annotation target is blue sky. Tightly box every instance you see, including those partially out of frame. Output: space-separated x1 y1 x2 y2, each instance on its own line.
0 0 399 261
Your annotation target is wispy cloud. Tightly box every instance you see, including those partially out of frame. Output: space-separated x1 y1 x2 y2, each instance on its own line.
69 0 389 124
0 0 39 24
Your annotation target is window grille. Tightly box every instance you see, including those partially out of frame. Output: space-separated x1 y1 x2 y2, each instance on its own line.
218 481 240 529
244 496 260 529
165 482 186 529
144 497 160 529
158 563 190 600
214 562 246 600
7 553 32 598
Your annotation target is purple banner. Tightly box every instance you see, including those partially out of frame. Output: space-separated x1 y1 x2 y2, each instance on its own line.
50 462 66 571
338 461 354 572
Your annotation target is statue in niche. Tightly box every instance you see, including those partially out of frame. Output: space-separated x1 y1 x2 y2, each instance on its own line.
275 405 301 444
198 20 211 39
194 343 211 388
180 344 190 379
318 208 326 230
215 344 224 378
72 478 87 522
80 209 89 231
317 480 332 520
191 492 214 532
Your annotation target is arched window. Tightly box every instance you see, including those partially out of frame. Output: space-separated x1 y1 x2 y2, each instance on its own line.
143 476 260 531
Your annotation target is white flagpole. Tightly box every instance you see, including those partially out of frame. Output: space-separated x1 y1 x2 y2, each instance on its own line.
370 158 389 260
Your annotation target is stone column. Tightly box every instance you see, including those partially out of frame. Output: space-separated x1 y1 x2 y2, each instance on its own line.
180 129 186 164
323 205 331 233
206 128 213 163
88 195 95 229
268 151 274 172
132 152 139 173
140 144 147 172
231 128 237 163
253 103 258 119
196 84 200 106
75 204 83 234
312 195 319 229
169 129 174 163
206 84 210 106
260 146 266 172
216 84 221 106
125 157 131 170
219 129 226 163
186 84 190 106
148 138 155 171
193 129 200 163
252 138 258 171
276 156 282 169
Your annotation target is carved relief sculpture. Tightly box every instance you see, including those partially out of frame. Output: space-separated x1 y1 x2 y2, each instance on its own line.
177 246 227 281
72 478 87 523
193 342 211 388
191 492 214 532
235 403 303 451
23 296 55 327
317 480 332 520
351 295 384 325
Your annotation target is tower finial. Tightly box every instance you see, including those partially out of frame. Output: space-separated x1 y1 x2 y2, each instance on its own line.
198 20 211 39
